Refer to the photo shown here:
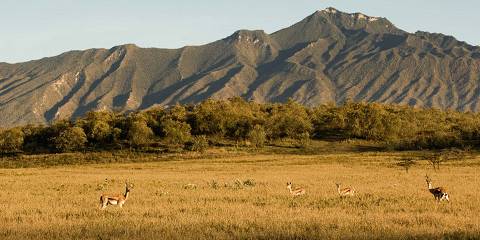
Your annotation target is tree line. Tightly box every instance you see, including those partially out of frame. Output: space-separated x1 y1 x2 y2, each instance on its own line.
1 97 479 154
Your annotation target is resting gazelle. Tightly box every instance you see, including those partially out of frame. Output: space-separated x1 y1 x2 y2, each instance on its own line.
99 181 134 210
286 182 306 197
335 183 355 197
425 175 449 202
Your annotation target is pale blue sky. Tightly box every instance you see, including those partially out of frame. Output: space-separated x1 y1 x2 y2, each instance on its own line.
1 0 478 63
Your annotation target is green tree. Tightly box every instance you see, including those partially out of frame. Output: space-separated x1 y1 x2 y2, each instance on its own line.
21 124 50 152
185 135 209 152
127 119 154 148
188 98 265 140
162 118 192 145
247 125 267 148
53 126 87 152
167 104 188 122
265 100 313 140
142 106 165 136
78 111 116 146
190 99 228 136
0 128 24 154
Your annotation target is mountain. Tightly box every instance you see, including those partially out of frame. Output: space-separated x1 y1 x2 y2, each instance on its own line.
1 7 480 127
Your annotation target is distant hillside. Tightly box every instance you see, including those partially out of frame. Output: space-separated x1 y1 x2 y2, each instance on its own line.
1 7 480 127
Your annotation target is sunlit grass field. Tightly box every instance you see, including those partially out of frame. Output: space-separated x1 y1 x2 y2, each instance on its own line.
0 151 479 239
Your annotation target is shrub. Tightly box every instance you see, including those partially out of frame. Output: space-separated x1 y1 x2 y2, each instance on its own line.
53 126 87 152
127 120 154 148
190 99 228 136
248 125 267 148
189 98 264 140
0 128 24 154
142 107 165 136
21 124 49 152
185 135 209 152
78 111 115 145
86 120 111 143
162 119 192 146
265 100 313 140
242 179 256 187
208 180 219 189
296 132 311 149
232 179 256 189
167 104 188 122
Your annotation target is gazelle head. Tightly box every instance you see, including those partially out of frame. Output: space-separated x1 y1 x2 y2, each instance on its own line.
286 182 292 190
125 181 134 192
335 182 341 188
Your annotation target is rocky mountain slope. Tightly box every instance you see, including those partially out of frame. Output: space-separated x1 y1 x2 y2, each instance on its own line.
1 7 480 126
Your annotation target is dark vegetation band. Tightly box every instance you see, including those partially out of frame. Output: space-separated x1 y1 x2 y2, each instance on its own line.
1 97 478 154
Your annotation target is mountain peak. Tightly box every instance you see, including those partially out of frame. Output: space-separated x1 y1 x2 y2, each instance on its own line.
317 7 381 22
271 8 403 49
307 8 402 35
318 7 339 14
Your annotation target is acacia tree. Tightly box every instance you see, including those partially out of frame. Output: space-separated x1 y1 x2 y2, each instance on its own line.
396 157 416 173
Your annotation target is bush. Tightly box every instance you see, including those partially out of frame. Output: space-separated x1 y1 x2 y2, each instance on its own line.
296 132 311 149
78 111 115 145
0 128 24 154
185 135 209 152
127 119 154 148
248 125 267 148
189 98 264 140
53 127 87 152
21 124 49 152
190 99 228 136
162 119 192 146
265 100 313 140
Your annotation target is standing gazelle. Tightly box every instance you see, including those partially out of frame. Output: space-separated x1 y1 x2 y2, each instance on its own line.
425 175 449 202
286 182 306 197
335 183 355 197
99 181 133 210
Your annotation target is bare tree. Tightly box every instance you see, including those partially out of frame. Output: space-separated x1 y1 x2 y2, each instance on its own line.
423 149 470 171
396 156 416 173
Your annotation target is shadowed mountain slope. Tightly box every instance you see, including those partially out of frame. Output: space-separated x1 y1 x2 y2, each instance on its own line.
1 7 480 126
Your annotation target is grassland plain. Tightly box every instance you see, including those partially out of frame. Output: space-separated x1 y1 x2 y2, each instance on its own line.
0 151 479 239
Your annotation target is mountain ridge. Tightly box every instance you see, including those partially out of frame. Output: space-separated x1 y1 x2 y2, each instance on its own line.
1 7 480 127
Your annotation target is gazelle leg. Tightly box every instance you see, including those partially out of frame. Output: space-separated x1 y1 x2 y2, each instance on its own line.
100 199 108 210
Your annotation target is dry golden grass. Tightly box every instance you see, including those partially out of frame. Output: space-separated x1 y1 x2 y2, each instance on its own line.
0 153 479 239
